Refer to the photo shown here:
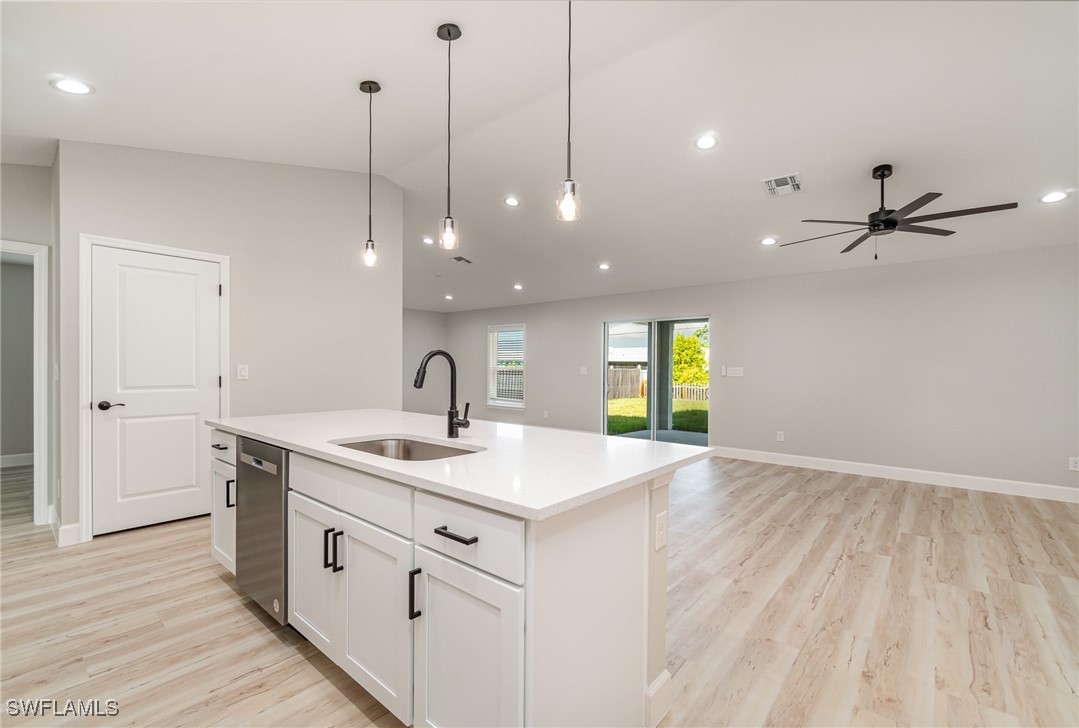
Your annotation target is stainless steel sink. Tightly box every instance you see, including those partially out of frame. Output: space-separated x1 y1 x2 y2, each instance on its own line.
334 438 476 461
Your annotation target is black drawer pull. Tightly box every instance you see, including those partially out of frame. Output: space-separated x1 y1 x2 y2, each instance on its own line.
409 568 422 620
211 443 229 451
331 530 344 573
225 479 235 508
434 525 479 546
323 527 334 569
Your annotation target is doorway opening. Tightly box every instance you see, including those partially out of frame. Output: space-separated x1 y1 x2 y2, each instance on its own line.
603 317 709 445
0 240 50 529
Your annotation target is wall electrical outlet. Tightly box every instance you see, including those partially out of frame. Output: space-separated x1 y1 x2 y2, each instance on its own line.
579 366 588 375
543 410 549 419
237 364 249 380
776 431 785 442
655 510 668 550
1070 457 1079 472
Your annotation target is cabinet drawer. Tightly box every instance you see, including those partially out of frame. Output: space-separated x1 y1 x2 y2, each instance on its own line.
209 430 236 465
290 454 412 538
415 492 525 585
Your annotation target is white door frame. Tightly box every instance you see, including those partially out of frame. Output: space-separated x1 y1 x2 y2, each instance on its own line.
78 233 230 544
0 240 50 525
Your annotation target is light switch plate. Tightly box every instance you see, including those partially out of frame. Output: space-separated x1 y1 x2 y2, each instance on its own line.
237 364 249 380
579 366 588 375
727 367 744 377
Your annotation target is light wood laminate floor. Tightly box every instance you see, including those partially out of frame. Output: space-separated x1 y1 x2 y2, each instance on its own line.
2 460 1076 726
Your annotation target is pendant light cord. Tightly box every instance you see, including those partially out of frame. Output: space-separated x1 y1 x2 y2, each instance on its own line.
566 0 572 180
368 90 373 241
446 38 452 216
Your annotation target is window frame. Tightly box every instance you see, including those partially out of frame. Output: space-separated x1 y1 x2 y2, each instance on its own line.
486 323 526 409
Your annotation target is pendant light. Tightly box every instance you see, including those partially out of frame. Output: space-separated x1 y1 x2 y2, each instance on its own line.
556 0 580 222
437 23 462 249
359 80 381 267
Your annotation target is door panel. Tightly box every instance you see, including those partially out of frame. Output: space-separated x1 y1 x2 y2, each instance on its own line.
287 492 338 654
339 511 414 725
211 459 236 573
414 547 524 728
91 245 220 534
604 321 653 439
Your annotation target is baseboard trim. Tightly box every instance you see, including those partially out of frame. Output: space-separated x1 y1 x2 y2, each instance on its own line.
709 447 1078 504
645 669 673 728
0 453 33 467
49 505 84 548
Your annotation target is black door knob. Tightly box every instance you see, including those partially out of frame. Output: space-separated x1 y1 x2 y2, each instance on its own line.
97 401 126 411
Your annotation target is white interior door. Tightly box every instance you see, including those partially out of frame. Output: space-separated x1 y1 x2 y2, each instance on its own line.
91 245 221 535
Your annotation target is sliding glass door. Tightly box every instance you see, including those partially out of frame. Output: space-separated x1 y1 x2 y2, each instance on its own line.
604 321 653 439
603 317 709 445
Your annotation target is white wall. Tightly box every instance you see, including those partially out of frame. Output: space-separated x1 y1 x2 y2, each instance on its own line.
1 262 34 455
402 308 450 415
55 141 404 526
435 246 1078 489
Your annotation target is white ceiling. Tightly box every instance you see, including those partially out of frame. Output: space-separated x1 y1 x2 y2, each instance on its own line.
4 1 1077 311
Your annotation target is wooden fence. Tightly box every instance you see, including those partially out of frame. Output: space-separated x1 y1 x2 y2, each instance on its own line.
607 367 709 401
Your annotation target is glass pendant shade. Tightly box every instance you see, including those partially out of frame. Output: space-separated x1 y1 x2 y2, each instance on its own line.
363 240 377 267
438 216 458 250
556 179 581 222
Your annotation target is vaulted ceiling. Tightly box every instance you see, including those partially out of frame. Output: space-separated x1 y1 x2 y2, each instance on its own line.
4 1 1076 311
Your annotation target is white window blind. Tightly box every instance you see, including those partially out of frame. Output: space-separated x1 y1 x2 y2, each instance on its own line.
487 324 525 408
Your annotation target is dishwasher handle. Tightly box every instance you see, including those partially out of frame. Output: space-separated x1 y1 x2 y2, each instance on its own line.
239 452 279 475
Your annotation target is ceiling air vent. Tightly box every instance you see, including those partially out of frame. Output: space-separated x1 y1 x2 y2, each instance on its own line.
761 173 803 197
451 255 472 265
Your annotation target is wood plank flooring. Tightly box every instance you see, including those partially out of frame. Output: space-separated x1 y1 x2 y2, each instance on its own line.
2 460 1076 726
661 459 1078 728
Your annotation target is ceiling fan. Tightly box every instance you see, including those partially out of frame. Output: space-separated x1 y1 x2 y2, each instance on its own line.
781 164 1018 257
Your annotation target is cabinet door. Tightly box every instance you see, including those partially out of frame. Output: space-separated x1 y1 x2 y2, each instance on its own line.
287 491 339 655
414 547 524 728
210 459 236 574
338 512 414 725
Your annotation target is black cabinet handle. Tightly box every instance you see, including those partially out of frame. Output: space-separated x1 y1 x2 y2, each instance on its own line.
331 530 344 573
323 527 334 569
409 568 422 620
97 401 126 411
225 479 235 508
434 525 479 546
211 443 229 450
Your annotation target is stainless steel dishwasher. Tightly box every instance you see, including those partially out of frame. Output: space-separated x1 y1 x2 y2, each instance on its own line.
236 436 289 625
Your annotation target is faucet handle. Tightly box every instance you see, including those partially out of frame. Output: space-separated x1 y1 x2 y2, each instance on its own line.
459 402 470 427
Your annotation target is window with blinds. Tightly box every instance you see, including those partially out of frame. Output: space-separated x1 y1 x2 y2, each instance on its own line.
487 324 525 408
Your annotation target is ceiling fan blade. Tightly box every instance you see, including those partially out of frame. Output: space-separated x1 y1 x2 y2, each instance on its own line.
801 219 868 226
887 192 942 221
896 224 955 236
779 228 868 247
902 202 1018 224
840 231 873 254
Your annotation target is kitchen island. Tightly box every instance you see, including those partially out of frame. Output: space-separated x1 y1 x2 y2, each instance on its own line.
207 409 711 728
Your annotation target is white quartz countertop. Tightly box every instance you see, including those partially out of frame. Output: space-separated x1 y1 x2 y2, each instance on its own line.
207 409 712 520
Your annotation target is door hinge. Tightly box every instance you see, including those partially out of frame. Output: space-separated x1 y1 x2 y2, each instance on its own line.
218 284 222 296
218 375 222 388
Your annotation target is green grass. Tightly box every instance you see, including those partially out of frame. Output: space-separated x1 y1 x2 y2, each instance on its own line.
605 398 708 435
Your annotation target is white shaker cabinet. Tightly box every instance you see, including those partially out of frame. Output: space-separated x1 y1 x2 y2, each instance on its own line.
413 546 524 728
287 491 414 725
209 431 237 574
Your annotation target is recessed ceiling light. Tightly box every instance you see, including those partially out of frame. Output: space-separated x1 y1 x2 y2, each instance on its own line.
422 236 434 245
49 77 94 95
694 133 717 150
444 294 453 300
1040 191 1068 203
598 262 610 271
504 196 520 207
513 283 523 290
760 237 777 246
